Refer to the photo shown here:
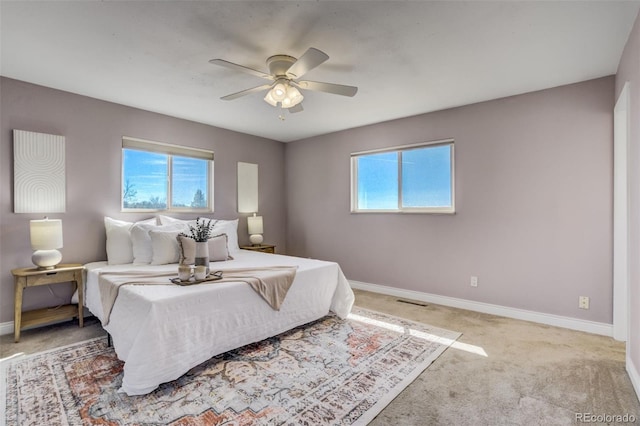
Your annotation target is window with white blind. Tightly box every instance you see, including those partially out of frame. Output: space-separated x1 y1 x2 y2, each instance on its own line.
351 139 454 213
122 137 214 212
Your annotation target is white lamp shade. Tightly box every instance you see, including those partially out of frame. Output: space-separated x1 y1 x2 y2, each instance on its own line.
271 83 287 101
263 90 278 107
248 215 264 235
285 86 304 107
30 218 63 250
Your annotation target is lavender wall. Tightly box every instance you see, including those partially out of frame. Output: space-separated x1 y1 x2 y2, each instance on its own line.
0 75 618 329
615 10 640 395
286 76 614 324
0 77 286 324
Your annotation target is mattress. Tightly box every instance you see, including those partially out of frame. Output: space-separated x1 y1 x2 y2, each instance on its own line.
83 250 355 395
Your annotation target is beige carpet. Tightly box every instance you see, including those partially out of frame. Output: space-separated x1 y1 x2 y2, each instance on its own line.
2 289 639 425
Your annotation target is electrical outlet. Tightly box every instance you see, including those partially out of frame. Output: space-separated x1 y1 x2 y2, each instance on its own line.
579 296 590 309
470 276 478 287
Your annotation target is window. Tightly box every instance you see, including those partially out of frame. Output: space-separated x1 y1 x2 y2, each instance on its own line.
122 137 214 212
351 140 454 213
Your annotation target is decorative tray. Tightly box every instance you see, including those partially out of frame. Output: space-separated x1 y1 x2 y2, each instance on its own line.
171 271 223 286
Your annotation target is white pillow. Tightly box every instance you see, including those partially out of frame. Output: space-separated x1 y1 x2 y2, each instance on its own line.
131 223 184 264
150 229 181 265
104 216 156 265
211 219 239 253
157 215 195 228
208 233 233 261
159 216 240 253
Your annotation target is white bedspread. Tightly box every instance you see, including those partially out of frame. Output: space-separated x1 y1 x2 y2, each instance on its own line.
83 250 355 395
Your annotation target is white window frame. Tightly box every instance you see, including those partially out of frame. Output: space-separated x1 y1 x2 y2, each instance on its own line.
121 136 214 213
350 139 455 214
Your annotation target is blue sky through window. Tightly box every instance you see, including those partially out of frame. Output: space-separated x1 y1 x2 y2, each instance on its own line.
355 143 453 211
123 149 168 208
357 151 398 209
171 157 208 207
402 145 452 207
122 149 209 209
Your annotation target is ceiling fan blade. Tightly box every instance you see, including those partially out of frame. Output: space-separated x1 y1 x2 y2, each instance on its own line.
285 48 329 79
287 104 304 113
209 59 272 80
220 84 272 101
295 80 358 97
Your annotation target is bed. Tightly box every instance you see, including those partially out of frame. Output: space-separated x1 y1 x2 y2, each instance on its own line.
83 249 355 396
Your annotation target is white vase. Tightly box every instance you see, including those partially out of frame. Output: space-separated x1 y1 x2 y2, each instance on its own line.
194 241 209 274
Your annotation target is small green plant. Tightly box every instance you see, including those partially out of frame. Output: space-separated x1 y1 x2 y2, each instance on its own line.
181 217 217 242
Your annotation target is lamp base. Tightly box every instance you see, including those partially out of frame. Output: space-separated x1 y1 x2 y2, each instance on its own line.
249 234 264 246
32 249 62 270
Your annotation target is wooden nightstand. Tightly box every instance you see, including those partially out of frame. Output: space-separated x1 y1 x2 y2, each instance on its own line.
11 263 84 342
241 244 276 254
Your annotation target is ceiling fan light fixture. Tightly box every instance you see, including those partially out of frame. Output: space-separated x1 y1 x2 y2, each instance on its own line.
285 86 304 108
264 81 304 108
211 47 358 111
271 82 287 101
263 90 278 107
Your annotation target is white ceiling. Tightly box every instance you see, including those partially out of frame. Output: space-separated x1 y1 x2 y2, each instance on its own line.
1 1 639 142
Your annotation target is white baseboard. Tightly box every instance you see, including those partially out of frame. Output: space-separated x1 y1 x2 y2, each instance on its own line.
0 321 14 336
627 354 640 402
350 280 614 337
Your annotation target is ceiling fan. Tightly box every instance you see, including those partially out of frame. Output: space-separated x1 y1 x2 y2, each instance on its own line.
209 47 358 113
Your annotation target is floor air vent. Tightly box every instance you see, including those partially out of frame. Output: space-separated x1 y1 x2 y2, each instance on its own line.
396 299 428 307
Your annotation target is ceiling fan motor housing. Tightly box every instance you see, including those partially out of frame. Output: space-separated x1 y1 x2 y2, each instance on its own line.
267 55 297 77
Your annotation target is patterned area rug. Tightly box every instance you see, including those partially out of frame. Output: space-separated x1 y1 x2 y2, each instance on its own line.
2 307 460 425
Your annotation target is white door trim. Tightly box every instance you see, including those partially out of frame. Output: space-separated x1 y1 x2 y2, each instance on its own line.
613 82 631 342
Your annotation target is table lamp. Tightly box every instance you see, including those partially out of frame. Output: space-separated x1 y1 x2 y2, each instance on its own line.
247 214 264 246
30 217 63 269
